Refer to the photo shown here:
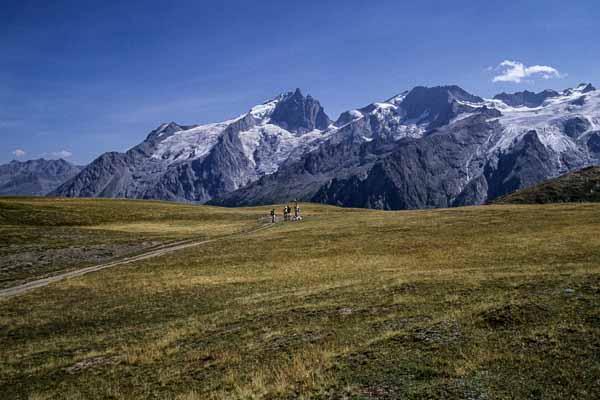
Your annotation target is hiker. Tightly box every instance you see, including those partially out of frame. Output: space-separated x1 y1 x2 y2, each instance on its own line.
270 208 276 223
293 199 299 221
283 206 288 221
295 205 302 221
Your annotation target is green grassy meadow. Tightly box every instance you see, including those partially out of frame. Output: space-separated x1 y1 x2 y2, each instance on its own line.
0 198 263 288
494 166 600 205
0 198 599 399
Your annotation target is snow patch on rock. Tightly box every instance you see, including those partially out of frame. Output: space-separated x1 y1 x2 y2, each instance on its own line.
151 121 233 162
239 124 328 175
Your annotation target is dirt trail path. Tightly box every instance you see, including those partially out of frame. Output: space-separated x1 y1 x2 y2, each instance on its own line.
0 223 273 299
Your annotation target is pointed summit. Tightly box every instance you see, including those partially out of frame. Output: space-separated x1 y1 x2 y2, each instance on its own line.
269 89 331 134
144 121 186 142
399 85 483 128
157 121 183 135
576 83 596 93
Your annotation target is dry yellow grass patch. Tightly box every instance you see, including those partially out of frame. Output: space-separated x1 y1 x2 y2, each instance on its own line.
85 220 252 236
225 345 337 400
2 201 599 399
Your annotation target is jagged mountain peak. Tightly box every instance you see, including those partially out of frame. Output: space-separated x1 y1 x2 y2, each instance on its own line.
333 85 488 135
286 87 304 99
385 90 410 106
144 121 191 143
575 83 596 93
268 88 331 134
561 83 597 97
492 83 598 109
159 121 183 132
493 89 560 108
276 88 318 102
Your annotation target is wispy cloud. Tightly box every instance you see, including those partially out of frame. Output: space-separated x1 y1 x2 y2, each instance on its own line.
39 150 73 159
492 60 564 83
49 150 73 159
12 149 26 158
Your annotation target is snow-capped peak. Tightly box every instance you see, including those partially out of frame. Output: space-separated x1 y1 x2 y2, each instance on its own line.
156 122 170 132
246 89 313 122
156 122 182 136
149 89 332 175
484 83 600 163
560 83 596 97
386 91 409 106
573 83 596 94
249 98 280 120
144 121 188 142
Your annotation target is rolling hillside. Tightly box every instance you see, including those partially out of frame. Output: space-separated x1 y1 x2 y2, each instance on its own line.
0 199 599 399
0 198 263 288
495 166 600 204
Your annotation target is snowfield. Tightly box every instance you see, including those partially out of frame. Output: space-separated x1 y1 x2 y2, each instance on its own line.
149 93 331 176
486 84 600 156
149 84 600 187
152 121 233 162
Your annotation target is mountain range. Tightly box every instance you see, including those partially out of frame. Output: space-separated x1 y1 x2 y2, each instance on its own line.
0 159 82 197
22 83 600 209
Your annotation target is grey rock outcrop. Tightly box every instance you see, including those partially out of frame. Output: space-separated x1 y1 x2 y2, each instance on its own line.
270 88 331 133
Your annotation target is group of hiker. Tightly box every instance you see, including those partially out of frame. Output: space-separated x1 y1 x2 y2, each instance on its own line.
270 200 302 223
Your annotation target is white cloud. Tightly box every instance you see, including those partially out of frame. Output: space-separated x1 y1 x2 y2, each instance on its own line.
12 149 26 158
50 150 73 159
492 60 564 83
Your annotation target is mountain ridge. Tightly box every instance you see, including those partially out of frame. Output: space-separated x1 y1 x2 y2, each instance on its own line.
51 89 333 202
52 83 600 210
0 159 83 196
211 83 600 208
493 165 600 204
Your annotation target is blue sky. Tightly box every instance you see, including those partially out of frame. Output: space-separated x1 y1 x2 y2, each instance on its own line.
2 0 599 165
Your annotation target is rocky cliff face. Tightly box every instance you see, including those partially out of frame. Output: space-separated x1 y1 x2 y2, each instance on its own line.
0 159 82 196
270 88 331 133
